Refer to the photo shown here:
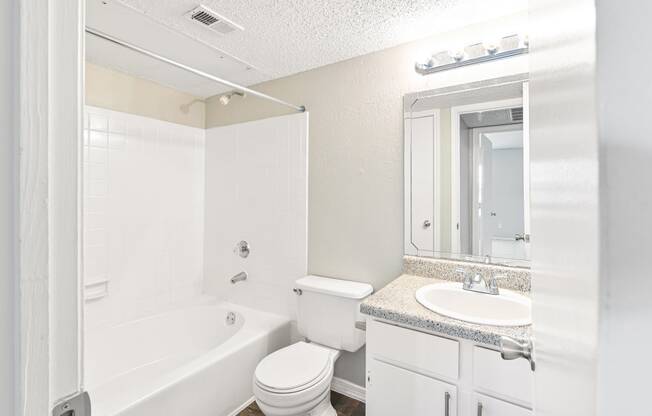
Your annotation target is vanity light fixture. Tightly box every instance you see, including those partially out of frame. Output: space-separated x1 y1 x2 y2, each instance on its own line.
415 34 528 75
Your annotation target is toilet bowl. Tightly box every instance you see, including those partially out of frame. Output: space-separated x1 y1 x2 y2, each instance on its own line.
252 275 373 416
253 342 341 416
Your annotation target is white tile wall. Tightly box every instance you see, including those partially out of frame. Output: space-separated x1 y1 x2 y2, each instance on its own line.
83 106 205 331
204 113 308 319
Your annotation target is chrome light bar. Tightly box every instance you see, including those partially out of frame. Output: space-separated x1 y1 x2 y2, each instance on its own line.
415 34 528 75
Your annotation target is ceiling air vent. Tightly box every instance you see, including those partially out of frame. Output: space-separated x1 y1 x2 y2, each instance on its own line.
510 107 524 122
185 5 243 34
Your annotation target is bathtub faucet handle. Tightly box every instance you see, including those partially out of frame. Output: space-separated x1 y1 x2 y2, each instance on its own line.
235 240 250 258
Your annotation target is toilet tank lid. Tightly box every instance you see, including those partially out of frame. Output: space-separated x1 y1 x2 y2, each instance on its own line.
296 275 373 299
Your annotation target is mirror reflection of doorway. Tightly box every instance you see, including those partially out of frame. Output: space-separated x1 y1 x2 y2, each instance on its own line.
470 123 524 259
454 102 528 261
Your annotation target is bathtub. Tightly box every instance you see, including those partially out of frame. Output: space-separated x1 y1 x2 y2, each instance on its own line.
85 299 291 416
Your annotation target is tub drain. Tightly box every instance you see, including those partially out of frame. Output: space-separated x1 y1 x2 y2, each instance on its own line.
226 311 236 325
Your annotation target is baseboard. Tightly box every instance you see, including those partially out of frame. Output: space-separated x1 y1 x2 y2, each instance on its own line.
330 377 366 403
228 396 255 416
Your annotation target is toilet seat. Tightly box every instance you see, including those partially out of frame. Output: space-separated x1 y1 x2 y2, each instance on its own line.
255 342 333 392
253 342 338 413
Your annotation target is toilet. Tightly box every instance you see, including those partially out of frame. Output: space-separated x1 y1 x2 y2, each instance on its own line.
253 275 373 416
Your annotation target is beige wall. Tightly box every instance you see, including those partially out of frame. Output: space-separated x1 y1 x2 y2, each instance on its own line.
205 13 528 385
85 62 205 128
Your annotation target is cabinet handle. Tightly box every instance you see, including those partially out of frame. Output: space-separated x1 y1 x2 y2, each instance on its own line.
477 402 483 416
444 392 450 416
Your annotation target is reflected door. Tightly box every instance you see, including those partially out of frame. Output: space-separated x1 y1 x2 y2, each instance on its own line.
473 134 494 257
408 114 437 253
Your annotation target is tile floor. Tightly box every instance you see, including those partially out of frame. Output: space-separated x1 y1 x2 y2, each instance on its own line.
238 391 365 416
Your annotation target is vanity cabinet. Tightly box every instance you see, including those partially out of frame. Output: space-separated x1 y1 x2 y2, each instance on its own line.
367 359 457 416
366 320 533 416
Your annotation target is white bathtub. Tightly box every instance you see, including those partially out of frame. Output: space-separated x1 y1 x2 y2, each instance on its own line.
85 300 291 416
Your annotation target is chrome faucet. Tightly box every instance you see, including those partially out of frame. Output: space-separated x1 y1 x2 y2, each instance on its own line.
230 271 248 284
456 267 500 295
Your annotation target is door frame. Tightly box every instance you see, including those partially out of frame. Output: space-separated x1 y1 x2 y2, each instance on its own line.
17 0 84 414
522 81 530 260
404 109 441 256
450 97 523 254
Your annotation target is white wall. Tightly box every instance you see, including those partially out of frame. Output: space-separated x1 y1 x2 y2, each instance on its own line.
83 107 205 333
530 2 652 414
529 0 600 414
492 148 524 237
203 113 308 319
0 0 16 411
596 0 652 414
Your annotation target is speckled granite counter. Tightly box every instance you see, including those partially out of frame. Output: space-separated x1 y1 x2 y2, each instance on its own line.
360 274 531 347
403 255 531 292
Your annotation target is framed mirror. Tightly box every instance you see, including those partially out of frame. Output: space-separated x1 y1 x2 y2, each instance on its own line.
404 74 530 267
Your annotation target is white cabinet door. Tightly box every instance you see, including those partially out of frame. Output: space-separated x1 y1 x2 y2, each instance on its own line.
473 393 532 416
409 115 436 252
367 359 457 416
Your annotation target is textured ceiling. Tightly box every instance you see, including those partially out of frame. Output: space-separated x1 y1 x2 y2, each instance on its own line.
88 0 528 97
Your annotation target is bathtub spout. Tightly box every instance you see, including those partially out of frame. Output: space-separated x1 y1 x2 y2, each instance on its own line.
230 271 248 284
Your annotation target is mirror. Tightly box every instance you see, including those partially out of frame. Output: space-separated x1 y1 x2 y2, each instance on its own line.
404 75 530 267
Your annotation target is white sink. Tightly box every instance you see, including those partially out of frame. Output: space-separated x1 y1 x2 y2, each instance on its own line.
415 282 531 326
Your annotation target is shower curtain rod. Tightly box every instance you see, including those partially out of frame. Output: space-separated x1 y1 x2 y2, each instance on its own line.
85 27 306 113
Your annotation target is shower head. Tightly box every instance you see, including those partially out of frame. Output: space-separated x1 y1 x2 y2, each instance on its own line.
219 91 245 105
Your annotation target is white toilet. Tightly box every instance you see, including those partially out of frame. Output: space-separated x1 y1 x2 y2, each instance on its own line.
253 275 373 416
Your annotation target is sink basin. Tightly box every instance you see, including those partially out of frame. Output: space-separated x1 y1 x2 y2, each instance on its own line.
415 282 531 326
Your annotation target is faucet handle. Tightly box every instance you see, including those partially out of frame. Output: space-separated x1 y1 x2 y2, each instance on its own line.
456 268 472 288
487 274 503 294
488 276 498 290
234 240 250 258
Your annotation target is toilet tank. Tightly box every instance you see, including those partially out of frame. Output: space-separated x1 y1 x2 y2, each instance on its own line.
295 275 373 352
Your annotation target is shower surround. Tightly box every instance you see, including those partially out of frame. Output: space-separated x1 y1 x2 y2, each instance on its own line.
83 108 308 415
83 106 205 330
203 112 309 319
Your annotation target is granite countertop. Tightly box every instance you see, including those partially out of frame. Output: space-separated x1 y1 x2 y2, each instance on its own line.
360 274 531 347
